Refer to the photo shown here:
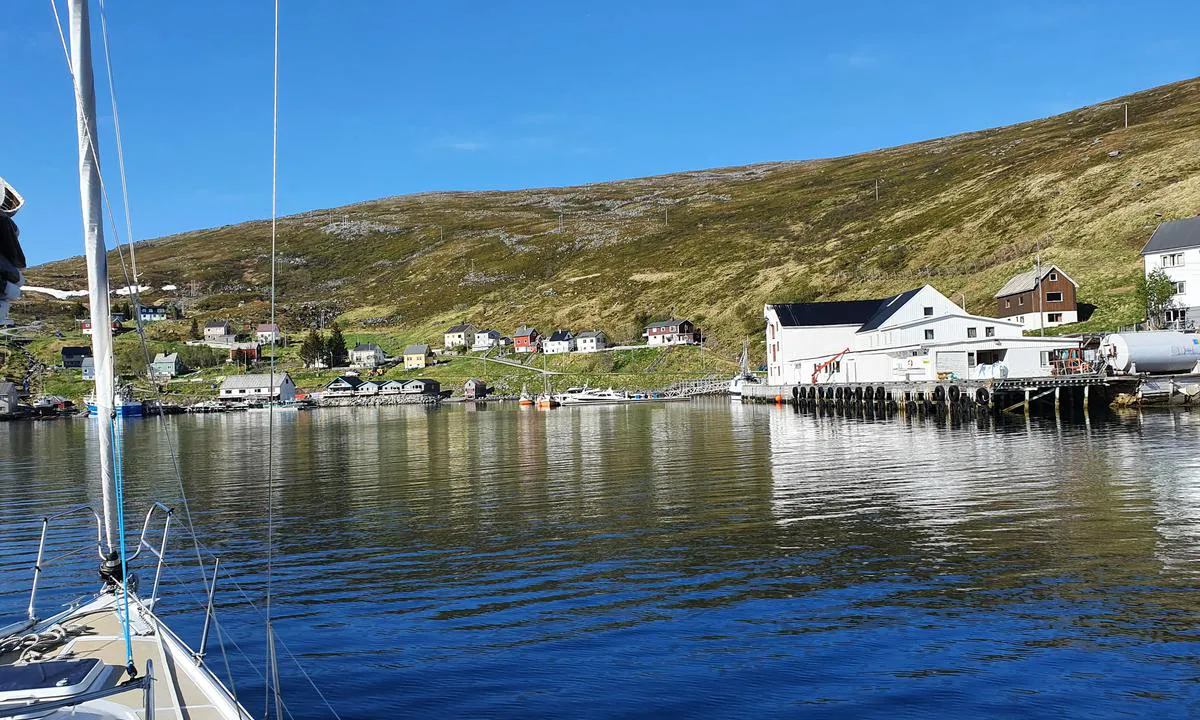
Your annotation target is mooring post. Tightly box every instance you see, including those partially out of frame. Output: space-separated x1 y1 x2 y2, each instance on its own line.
1083 384 1090 413
1024 389 1031 416
1054 386 1061 416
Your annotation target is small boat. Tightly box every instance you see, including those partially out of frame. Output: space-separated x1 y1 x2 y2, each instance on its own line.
536 393 560 409
518 383 534 407
729 340 763 400
86 385 143 417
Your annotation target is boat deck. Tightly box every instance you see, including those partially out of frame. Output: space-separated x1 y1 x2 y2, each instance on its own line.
2 593 244 719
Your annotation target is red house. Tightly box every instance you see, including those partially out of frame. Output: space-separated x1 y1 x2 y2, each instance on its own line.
514 326 540 354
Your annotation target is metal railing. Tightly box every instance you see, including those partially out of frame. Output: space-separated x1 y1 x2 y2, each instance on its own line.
24 502 174 625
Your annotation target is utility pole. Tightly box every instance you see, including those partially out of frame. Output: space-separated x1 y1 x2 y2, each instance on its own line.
1035 238 1044 337
1124 102 1128 129
664 207 668 226
559 212 564 233
957 292 967 313
874 178 879 201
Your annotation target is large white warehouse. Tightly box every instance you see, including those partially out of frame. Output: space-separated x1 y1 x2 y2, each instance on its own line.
764 285 1080 386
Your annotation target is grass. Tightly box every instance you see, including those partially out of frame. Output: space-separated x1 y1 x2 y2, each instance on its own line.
18 75 1200 371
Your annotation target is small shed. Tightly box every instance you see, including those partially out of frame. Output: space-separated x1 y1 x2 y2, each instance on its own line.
464 378 487 399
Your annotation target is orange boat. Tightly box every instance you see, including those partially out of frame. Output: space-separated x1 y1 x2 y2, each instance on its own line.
518 384 535 407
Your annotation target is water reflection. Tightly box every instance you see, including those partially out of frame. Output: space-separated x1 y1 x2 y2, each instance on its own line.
1 403 1199 718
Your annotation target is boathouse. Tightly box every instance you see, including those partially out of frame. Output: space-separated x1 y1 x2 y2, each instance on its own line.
464 378 487 399
764 285 1079 385
219 372 296 402
402 379 441 396
325 375 364 397
994 265 1078 329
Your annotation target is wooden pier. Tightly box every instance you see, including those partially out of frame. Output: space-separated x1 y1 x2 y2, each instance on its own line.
740 374 1140 416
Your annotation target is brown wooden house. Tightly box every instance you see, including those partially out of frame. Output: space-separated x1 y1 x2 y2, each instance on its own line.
993 265 1078 330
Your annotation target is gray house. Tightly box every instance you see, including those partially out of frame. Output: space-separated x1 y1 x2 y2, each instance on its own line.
151 352 184 378
0 382 17 415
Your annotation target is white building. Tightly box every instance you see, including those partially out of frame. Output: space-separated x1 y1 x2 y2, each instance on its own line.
543 330 575 354
764 285 1080 386
219 372 296 402
256 323 282 344
1142 216 1200 329
471 329 502 351
444 323 477 349
204 321 232 341
139 305 172 323
349 342 387 368
574 330 607 353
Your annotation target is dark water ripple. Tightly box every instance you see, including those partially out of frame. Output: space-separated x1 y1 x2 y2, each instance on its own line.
2 401 1199 718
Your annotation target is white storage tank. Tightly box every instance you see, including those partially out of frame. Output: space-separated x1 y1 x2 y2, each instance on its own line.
1099 331 1200 374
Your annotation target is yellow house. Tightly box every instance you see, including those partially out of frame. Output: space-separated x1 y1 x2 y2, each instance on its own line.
403 343 434 369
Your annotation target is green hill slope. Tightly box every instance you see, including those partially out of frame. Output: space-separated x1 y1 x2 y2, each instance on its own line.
23 76 1200 358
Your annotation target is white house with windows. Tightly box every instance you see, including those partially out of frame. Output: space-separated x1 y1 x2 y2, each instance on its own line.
574 330 607 353
219 372 296 402
256 323 282 344
444 324 477 349
1142 216 1200 329
471 329 502 351
349 343 387 368
543 330 575 354
764 285 1079 386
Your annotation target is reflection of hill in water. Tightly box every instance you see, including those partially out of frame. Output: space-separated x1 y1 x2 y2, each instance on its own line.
2 403 1199 716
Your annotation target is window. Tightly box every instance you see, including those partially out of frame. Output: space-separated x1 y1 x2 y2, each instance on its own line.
967 351 977 367
967 327 977 338
1019 296 1025 305
1046 291 1063 302
1048 272 1058 281
1004 299 1011 309
1163 253 1185 268
924 329 935 340
1173 281 1186 295
985 326 995 337
923 306 934 316
1039 351 1050 367
1047 313 1063 323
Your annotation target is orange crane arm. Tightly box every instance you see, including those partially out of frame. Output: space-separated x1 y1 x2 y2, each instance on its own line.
811 347 850 385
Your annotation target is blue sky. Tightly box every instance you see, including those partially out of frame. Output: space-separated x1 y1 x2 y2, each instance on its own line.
2 1 1197 266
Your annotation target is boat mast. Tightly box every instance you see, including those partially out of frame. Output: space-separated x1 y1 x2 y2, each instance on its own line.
70 0 118 551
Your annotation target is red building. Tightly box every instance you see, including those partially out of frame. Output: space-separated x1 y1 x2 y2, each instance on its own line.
513 326 540 353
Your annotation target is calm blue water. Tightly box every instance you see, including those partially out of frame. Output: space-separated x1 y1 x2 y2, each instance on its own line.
2 401 1199 718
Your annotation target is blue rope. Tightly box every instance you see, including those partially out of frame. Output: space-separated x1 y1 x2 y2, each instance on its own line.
111 412 135 673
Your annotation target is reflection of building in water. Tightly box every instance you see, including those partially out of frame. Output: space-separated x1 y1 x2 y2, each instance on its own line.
766 409 1080 547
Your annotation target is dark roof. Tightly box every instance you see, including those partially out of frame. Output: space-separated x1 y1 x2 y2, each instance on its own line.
645 319 689 329
769 300 886 327
576 330 605 339
857 288 924 333
327 375 364 389
514 326 538 337
547 330 574 342
1142 216 1200 254
353 343 382 352
204 320 229 328
767 287 924 333
61 346 92 357
446 323 474 333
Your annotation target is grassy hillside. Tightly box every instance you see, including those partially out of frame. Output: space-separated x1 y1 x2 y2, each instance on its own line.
20 76 1200 363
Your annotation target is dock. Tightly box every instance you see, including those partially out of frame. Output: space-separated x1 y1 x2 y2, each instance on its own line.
740 374 1144 415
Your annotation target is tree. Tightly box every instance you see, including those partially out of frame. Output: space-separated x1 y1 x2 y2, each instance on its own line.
326 322 347 367
188 317 200 340
299 329 324 367
1136 268 1177 329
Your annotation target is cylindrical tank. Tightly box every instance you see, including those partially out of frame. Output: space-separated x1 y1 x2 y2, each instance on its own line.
1099 331 1200 374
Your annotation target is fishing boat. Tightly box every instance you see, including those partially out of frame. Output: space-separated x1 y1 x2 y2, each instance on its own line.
85 385 143 417
518 383 534 407
0 3 259 717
